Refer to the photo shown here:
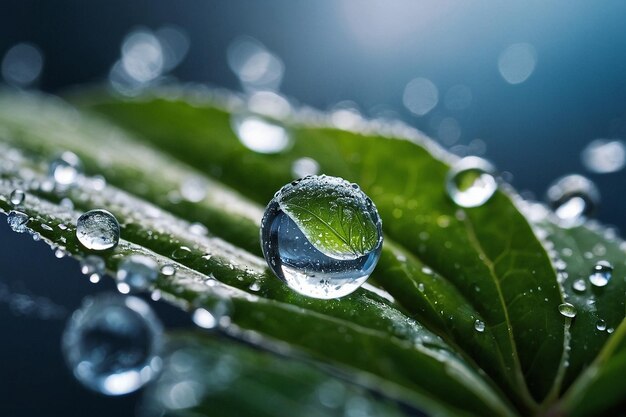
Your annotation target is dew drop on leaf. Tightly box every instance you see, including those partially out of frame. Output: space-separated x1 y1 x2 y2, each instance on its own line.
589 260 612 287
7 210 29 233
9 189 24 206
61 293 163 396
474 319 485 332
558 302 577 318
80 255 105 283
117 254 159 293
191 291 233 329
76 209 120 251
572 278 587 293
596 319 607 331
546 174 599 226
446 157 497 208
49 151 82 188
260 175 383 299
160 264 176 276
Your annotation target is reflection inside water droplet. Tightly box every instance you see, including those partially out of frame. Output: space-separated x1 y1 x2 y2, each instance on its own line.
446 157 497 208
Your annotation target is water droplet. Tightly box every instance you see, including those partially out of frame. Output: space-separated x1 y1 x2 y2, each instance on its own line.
260 175 383 299
188 222 208 236
54 248 67 258
81 255 105 283
558 302 577 318
232 116 291 154
62 293 163 395
446 157 497 208
498 43 537 85
596 319 607 331
191 292 233 329
248 281 261 292
1 42 44 87
572 279 587 293
7 210 29 233
589 261 612 287
76 209 120 251
547 175 599 226
160 264 176 276
49 151 83 188
417 283 425 292
172 246 192 260
581 139 625 174
607 327 614 334
291 157 320 179
9 189 25 206
474 319 485 332
117 255 158 293
180 176 207 203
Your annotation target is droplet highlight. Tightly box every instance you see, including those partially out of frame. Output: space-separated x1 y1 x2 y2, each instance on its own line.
49 151 83 188
547 175 599 226
589 261 612 287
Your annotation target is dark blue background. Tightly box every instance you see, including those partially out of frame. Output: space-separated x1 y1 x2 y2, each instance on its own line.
1 1 625 416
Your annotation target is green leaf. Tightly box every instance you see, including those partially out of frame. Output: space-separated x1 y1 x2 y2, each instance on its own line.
0 89 623 417
275 175 381 259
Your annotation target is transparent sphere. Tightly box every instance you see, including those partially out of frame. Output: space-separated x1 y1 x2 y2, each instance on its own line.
62 293 163 395
446 157 497 208
76 209 120 251
546 174 599 226
261 175 383 299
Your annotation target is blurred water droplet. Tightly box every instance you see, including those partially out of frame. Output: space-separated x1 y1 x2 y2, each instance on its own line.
189 222 208 236
446 157 497 208
155 25 189 72
160 264 176 276
581 139 625 174
589 261 612 287
1 42 44 87
232 115 290 154
547 175 599 226
7 210 29 233
49 151 83 188
81 255 105 283
261 175 383 299
62 293 163 395
596 319 607 331
437 117 461 146
76 209 120 251
474 319 485 332
247 90 291 119
572 279 587 293
291 157 320 179
227 37 284 91
121 30 163 83
558 302 577 318
498 43 537 85
403 77 438 116
180 176 207 203
117 255 158 293
172 246 192 260
607 327 614 334
191 292 233 330
9 189 25 206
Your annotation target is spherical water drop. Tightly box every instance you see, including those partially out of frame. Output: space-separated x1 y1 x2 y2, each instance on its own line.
589 261 612 287
607 327 614 334
558 302 577 318
474 319 485 332
117 255 158 293
49 151 83 188
62 293 163 395
76 209 120 251
260 175 383 299
547 175 599 226
191 291 233 329
596 319 607 331
7 210 29 233
9 189 25 206
446 157 497 208
572 279 587 293
160 264 176 276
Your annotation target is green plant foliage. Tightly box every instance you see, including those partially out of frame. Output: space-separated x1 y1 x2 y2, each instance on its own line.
0 90 623 416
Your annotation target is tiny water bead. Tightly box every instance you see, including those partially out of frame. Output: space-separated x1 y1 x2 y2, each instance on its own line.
160 264 176 276
62 293 163 396
596 319 607 331
572 279 587 293
191 292 233 330
117 255 159 294
546 175 599 225
49 151 83 187
558 302 577 318
9 189 25 206
589 261 613 287
260 175 383 299
446 157 497 208
7 210 29 233
474 319 485 332
76 209 120 251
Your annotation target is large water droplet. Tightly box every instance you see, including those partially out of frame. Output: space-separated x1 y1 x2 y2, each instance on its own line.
446 157 497 208
117 255 158 294
474 319 485 332
9 189 25 206
260 175 383 299
76 209 120 251
62 293 163 395
547 175 599 226
558 302 577 318
49 151 83 188
7 210 29 233
581 139 625 174
589 261 612 287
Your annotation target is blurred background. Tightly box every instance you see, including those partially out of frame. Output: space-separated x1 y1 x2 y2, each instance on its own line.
1 1 625 416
